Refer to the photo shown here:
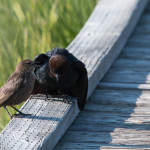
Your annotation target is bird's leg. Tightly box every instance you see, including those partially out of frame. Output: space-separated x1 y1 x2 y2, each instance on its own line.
57 89 70 103
11 106 31 118
3 106 12 119
45 88 49 102
29 95 33 100
57 89 62 100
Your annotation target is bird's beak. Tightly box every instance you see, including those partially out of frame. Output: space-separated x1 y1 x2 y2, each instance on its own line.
32 61 41 67
56 74 60 82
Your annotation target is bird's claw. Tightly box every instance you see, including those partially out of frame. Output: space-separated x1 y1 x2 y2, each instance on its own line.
62 96 72 104
29 95 33 100
12 113 32 118
45 97 49 102
63 99 69 104
45 95 53 102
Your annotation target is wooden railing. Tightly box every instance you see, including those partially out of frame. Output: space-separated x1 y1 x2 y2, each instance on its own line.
0 0 148 149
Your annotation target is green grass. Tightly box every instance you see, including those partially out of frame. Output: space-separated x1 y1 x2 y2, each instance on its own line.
0 0 97 132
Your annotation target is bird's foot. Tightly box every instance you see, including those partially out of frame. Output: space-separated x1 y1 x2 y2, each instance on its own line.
29 95 33 100
10 105 31 119
63 99 70 104
44 88 52 102
12 112 31 118
62 95 72 104
45 95 49 102
45 94 53 102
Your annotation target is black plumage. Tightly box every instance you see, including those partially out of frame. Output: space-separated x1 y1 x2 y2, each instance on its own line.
32 48 88 110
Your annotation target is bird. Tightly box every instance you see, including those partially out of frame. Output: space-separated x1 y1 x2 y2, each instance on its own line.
32 48 88 111
0 59 37 119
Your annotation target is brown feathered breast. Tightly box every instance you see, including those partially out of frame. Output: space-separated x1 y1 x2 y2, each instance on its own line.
0 60 36 107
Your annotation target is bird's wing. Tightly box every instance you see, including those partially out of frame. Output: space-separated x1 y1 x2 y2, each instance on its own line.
0 72 24 105
34 53 49 64
69 61 88 110
67 52 79 63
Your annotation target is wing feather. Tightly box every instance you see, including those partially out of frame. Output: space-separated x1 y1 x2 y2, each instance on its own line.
69 61 88 110
0 72 24 105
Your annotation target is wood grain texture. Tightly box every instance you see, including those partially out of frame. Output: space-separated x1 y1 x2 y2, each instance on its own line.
0 0 148 150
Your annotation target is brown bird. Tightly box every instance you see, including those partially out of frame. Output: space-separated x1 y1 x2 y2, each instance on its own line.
0 59 37 118
32 48 88 110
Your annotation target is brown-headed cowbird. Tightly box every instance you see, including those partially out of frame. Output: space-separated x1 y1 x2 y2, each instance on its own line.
32 48 88 110
0 59 37 118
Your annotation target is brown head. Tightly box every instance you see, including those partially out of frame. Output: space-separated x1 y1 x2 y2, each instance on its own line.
15 59 37 72
49 55 71 82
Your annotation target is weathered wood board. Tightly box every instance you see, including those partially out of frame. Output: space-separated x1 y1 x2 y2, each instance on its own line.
55 2 150 149
0 0 148 150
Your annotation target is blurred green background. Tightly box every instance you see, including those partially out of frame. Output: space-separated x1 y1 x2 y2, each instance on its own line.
0 0 97 132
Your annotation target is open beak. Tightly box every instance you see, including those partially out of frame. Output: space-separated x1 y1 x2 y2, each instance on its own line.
56 74 60 82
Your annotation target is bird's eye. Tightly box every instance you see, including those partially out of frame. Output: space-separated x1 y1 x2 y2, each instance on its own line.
28 62 31 65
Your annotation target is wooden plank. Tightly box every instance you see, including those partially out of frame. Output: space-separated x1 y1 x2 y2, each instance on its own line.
69 121 150 132
98 82 150 90
55 143 150 150
55 130 150 144
130 34 150 42
134 11 150 33
100 146 150 150
120 47 150 59
102 68 150 83
140 13 150 24
112 58 150 68
135 24 150 34
128 34 150 47
89 89 150 107
0 0 148 150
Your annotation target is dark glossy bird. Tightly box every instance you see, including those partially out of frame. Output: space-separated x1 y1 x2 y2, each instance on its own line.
0 59 37 118
32 48 88 110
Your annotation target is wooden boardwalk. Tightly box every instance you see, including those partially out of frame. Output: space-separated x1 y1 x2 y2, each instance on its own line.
55 3 150 150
